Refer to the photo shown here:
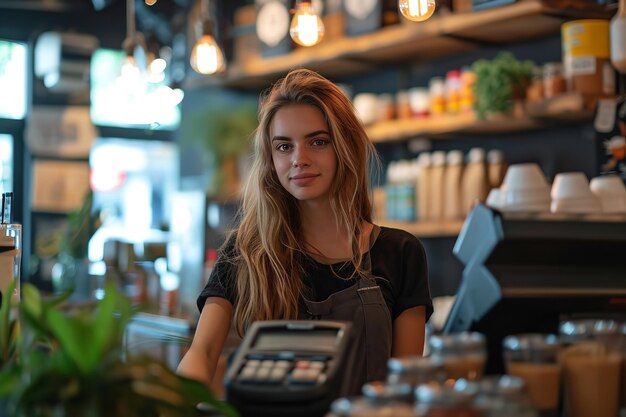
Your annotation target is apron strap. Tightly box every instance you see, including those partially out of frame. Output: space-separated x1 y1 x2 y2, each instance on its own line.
361 224 380 284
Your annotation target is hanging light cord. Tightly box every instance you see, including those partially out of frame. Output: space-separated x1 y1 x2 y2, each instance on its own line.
126 0 136 39
201 0 208 21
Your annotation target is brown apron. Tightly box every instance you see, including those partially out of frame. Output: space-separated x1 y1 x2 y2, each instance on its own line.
298 225 392 395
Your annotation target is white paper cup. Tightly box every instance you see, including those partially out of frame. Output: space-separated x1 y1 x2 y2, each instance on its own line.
596 196 626 213
551 172 594 200
551 196 602 214
590 176 626 213
486 188 503 209
501 163 550 192
590 175 626 196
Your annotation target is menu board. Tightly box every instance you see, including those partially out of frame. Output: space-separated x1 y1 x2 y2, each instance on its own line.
31 160 90 212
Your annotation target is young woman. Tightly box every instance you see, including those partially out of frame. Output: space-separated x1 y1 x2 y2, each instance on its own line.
177 69 432 394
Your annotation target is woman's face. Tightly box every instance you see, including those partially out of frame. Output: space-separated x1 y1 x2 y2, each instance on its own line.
270 103 338 205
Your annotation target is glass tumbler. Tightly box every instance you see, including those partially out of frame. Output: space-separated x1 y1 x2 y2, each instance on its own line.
429 332 487 381
560 319 621 417
0 223 21 304
503 333 561 416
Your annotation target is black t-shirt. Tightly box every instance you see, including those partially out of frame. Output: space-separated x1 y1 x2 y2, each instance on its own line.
197 226 433 321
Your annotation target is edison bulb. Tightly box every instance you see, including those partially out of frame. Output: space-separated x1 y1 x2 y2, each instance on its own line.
190 35 225 75
289 1 325 47
399 0 436 22
118 54 145 94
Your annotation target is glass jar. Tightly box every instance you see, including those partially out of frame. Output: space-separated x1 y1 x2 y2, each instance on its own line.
329 385 415 417
376 93 396 122
526 66 544 102
362 380 414 404
502 334 561 414
429 332 487 381
409 87 430 118
387 356 445 387
396 90 412 119
475 375 537 417
559 319 622 417
414 379 480 417
559 318 621 346
542 62 567 98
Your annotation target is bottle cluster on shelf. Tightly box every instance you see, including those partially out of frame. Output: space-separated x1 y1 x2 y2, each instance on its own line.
353 67 476 126
374 148 507 222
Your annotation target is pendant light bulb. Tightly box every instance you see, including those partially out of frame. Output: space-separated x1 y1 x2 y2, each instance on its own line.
289 0 324 47
190 0 226 75
190 34 225 75
399 0 436 22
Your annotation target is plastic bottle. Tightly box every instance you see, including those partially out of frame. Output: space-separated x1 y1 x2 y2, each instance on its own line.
429 77 447 117
443 150 464 220
459 67 477 112
385 161 399 221
395 160 416 221
461 148 490 215
429 151 447 221
445 69 462 114
415 153 432 221
487 149 507 189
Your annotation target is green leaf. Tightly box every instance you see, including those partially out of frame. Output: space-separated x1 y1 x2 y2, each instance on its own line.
6 284 235 417
88 284 133 370
0 363 21 396
20 283 42 321
46 308 94 374
0 280 16 361
471 52 535 119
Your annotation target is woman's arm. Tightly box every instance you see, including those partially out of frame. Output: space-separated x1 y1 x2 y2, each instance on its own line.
177 297 233 385
391 305 426 357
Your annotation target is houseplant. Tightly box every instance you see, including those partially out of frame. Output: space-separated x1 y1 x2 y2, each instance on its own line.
0 282 238 417
472 52 535 120
179 101 257 199
52 189 100 295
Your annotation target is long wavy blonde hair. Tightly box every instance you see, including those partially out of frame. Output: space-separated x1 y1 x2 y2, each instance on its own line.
232 68 379 336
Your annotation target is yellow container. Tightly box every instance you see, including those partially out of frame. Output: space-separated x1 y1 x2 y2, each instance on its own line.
561 19 614 99
562 19 610 59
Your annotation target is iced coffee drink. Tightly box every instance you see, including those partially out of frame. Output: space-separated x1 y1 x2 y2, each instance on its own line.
562 342 621 417
429 332 486 382
503 334 561 414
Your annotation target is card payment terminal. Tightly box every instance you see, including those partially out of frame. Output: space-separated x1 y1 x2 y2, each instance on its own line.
224 320 355 417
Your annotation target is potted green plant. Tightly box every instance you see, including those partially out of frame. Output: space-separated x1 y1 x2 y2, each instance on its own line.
179 101 258 200
52 189 100 295
0 283 238 417
472 52 536 120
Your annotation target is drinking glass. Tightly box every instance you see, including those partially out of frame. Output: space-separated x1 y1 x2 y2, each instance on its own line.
0 223 21 304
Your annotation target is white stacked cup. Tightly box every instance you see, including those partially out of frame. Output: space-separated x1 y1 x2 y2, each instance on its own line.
550 172 601 214
353 93 379 126
589 175 626 213
485 188 504 209
499 163 551 212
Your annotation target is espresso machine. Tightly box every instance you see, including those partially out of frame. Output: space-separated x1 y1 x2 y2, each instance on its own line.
444 204 626 373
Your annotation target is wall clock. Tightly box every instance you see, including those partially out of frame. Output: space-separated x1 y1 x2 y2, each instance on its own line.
256 0 290 48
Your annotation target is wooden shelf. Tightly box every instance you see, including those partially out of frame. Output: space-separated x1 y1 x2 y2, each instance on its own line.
378 219 465 237
366 94 595 142
185 0 609 90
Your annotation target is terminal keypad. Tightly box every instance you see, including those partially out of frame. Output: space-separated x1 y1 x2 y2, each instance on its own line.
237 354 329 386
